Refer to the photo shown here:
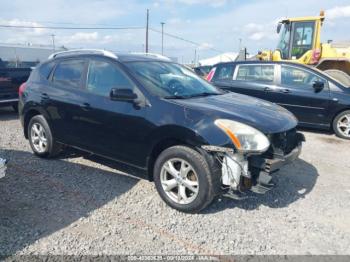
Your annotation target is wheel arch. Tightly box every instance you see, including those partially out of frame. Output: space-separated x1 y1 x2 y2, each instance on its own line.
23 108 50 139
332 107 350 131
145 125 214 181
316 59 350 75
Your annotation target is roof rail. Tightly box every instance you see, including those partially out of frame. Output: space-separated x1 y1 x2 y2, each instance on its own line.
131 52 172 61
48 49 118 60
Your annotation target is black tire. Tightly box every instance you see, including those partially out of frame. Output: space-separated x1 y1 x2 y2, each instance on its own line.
153 145 221 213
333 110 350 140
28 115 62 158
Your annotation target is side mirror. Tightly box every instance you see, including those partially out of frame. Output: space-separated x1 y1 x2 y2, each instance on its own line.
110 88 138 102
313 81 325 93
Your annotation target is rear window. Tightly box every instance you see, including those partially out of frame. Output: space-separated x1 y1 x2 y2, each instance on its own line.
214 64 234 81
236 65 274 83
52 59 85 88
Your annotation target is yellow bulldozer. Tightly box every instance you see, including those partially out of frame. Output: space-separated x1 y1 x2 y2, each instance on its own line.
258 11 350 86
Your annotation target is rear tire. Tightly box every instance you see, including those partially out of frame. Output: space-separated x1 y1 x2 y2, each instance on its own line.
333 110 350 140
28 115 62 158
324 69 350 86
153 145 220 213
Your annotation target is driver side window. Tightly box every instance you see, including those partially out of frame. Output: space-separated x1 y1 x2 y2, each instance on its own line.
87 60 133 97
281 66 325 89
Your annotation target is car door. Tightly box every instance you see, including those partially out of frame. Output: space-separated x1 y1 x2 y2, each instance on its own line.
266 64 330 126
78 58 149 165
231 64 277 100
213 63 277 100
45 58 89 146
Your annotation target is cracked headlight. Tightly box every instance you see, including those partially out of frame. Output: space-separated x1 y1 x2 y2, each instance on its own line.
215 119 270 153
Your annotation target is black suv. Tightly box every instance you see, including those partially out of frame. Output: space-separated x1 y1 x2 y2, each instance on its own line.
19 50 304 213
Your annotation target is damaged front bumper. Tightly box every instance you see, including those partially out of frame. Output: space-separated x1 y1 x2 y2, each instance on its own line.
202 131 305 197
250 143 302 174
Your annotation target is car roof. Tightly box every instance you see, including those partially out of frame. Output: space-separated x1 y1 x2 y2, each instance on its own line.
212 60 314 69
48 50 172 63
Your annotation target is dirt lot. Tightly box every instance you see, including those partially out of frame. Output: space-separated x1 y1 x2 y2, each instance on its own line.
1 106 350 256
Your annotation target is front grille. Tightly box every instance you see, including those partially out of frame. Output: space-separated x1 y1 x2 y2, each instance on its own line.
272 128 298 155
263 128 299 158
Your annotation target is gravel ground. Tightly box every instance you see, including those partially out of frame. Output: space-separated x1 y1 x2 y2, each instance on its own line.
1 106 350 256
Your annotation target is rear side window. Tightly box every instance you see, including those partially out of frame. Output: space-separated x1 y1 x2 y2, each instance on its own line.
236 65 274 83
214 64 234 81
39 62 54 79
53 59 85 88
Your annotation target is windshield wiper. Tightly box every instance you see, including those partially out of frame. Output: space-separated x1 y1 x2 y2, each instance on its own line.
163 95 188 99
164 92 222 99
186 92 221 98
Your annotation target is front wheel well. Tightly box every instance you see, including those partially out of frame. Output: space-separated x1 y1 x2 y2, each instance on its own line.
147 138 196 181
23 109 41 139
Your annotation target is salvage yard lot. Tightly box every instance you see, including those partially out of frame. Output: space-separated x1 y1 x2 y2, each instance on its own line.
0 107 350 255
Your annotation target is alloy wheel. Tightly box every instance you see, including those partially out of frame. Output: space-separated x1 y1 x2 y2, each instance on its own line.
337 114 350 138
30 123 48 153
160 158 199 205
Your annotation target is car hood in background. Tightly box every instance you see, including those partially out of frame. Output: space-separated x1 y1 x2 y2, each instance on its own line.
173 92 298 134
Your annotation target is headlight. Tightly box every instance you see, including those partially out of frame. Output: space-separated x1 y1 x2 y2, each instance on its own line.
214 119 270 153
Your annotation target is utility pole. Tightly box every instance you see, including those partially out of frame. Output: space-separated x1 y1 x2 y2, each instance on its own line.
145 9 149 53
194 49 197 66
161 22 165 55
51 34 56 52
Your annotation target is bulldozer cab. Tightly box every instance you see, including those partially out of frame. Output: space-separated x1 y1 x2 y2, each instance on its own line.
268 12 325 64
258 11 350 86
277 20 316 60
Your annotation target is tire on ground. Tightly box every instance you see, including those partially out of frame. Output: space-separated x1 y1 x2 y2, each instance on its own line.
28 115 62 158
333 110 350 140
153 145 221 213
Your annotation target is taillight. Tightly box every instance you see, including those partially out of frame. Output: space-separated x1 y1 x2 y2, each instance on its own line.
311 49 321 64
206 67 216 82
18 82 27 97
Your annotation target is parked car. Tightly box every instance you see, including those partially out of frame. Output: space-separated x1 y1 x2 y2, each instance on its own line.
193 65 212 78
207 61 350 139
19 50 304 213
0 67 32 111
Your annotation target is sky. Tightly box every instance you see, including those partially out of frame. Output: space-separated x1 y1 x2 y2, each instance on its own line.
0 0 350 63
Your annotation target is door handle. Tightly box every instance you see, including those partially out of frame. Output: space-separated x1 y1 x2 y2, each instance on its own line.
81 102 91 111
281 88 290 93
264 87 272 92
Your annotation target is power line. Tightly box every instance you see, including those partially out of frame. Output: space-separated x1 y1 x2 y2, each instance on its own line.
0 23 226 54
149 27 224 54
0 24 145 30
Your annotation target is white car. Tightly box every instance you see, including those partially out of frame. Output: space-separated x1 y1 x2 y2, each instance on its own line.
0 158 7 178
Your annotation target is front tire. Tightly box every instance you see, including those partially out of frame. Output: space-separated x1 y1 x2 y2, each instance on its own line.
333 110 350 140
28 115 62 158
153 145 220 213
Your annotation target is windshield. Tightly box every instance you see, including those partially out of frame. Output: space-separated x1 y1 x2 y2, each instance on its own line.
125 61 222 98
277 23 291 59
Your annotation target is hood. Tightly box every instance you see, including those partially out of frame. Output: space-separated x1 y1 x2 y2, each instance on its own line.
172 92 298 134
